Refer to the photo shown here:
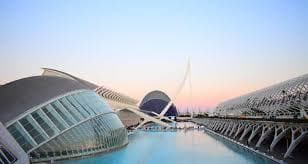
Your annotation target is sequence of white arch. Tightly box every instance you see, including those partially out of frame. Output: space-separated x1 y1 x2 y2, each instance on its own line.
195 118 308 159
95 86 138 106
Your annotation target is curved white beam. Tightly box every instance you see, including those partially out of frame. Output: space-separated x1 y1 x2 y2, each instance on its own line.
115 107 171 128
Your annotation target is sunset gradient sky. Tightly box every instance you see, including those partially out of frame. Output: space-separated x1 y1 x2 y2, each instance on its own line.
1 0 308 112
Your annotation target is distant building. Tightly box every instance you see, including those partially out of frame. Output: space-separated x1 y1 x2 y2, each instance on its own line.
215 74 308 119
139 90 178 117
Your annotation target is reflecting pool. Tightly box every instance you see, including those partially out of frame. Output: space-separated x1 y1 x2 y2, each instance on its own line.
61 124 272 164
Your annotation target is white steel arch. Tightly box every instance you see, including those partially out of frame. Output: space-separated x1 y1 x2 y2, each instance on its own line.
114 107 171 128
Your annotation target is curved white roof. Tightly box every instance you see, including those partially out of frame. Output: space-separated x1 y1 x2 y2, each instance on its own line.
0 76 88 123
216 74 308 118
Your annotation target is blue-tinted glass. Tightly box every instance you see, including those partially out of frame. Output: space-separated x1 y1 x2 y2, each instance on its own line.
7 124 33 152
31 112 55 137
51 102 74 126
59 98 82 122
42 107 65 131
19 117 45 144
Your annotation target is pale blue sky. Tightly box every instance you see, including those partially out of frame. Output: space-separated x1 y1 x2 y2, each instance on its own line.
1 0 308 110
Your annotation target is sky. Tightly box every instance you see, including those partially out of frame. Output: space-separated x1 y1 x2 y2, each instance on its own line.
1 0 308 112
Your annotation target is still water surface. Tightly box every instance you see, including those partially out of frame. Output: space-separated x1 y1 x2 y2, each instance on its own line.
61 123 271 164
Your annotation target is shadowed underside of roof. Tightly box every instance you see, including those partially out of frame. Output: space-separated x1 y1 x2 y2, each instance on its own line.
0 76 88 124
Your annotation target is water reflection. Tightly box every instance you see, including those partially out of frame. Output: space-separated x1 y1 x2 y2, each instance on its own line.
60 123 271 164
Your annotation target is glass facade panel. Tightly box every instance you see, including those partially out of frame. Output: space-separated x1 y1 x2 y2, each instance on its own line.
59 98 83 122
0 146 17 163
42 106 66 131
30 113 128 162
0 152 8 164
19 116 46 145
7 90 127 162
66 95 90 118
31 110 56 137
73 94 96 116
7 123 35 152
51 101 75 126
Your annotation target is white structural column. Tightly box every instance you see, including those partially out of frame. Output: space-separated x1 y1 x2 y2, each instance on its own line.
224 123 232 135
284 128 308 158
256 125 274 147
240 125 252 141
248 124 262 144
229 123 238 137
270 126 290 152
234 124 245 138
